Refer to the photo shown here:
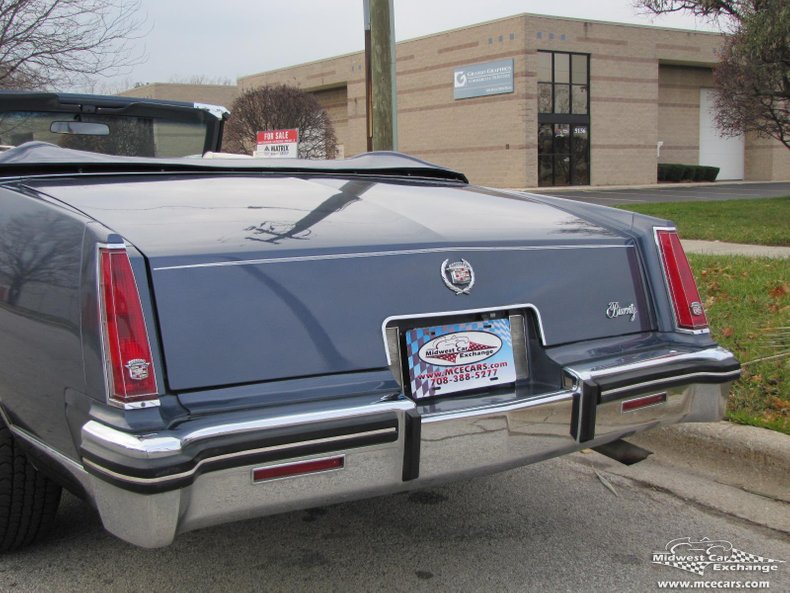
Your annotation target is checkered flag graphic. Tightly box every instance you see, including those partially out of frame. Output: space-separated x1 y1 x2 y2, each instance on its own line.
487 319 512 347
654 558 711 576
404 327 434 399
727 548 786 565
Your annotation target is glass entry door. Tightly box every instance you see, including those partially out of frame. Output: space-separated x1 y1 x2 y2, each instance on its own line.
539 123 589 186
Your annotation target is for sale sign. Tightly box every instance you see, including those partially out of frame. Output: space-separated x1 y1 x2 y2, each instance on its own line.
255 128 299 158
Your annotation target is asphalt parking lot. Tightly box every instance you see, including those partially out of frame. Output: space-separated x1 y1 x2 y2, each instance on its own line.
530 181 790 205
1 453 788 593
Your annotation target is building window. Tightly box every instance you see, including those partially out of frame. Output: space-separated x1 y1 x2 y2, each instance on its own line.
537 51 590 186
538 51 588 115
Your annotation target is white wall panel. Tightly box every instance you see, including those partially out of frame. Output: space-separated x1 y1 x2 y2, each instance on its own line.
699 88 744 180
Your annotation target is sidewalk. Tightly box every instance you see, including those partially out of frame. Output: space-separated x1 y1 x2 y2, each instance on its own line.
521 180 790 193
682 239 790 259
521 180 790 205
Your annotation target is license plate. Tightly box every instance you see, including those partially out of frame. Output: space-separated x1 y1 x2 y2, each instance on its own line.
404 319 516 399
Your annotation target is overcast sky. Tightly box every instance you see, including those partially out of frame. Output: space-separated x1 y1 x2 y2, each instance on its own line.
108 0 720 90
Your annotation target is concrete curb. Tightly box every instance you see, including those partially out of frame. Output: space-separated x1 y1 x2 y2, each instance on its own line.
629 421 790 503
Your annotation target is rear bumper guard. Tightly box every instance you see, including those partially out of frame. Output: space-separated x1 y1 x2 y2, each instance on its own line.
78 345 738 547
564 346 739 443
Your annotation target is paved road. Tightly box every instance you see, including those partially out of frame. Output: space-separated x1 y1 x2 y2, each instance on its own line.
1 454 787 593
531 181 790 205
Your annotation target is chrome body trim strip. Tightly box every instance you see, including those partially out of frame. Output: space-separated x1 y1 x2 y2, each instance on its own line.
82 399 414 461
119 400 162 410
421 390 573 423
602 370 741 397
180 400 413 447
83 427 396 486
83 421 182 458
0 406 93 495
678 328 710 336
567 346 734 382
153 244 632 271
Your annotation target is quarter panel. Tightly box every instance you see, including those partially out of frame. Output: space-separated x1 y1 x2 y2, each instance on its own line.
0 186 87 457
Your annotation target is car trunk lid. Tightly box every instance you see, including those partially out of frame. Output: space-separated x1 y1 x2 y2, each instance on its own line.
31 175 653 392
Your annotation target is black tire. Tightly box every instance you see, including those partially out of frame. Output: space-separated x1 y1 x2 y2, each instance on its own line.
0 421 62 551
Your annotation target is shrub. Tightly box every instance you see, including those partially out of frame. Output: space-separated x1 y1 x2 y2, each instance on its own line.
659 163 684 182
702 166 720 181
657 163 720 183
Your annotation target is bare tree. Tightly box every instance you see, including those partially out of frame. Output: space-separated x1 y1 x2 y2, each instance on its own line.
167 74 235 86
638 0 745 20
223 85 337 159
0 0 146 90
638 0 790 148
58 116 155 156
0 212 78 307
713 3 790 148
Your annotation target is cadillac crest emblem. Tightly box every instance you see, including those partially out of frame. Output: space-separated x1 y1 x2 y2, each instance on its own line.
441 259 475 295
125 358 151 381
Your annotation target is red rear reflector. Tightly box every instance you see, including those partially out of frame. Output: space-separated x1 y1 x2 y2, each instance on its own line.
99 247 159 406
621 392 667 413
656 229 708 330
253 456 345 483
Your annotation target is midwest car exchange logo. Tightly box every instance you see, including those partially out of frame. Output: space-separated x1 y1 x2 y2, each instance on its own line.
652 537 785 576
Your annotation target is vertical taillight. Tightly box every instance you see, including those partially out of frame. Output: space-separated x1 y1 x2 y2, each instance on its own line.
655 228 708 331
99 246 159 407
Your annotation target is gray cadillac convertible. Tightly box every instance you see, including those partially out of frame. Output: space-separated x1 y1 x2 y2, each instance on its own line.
0 93 739 550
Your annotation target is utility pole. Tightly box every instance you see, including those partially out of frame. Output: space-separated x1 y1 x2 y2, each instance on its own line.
363 1 373 152
363 0 397 151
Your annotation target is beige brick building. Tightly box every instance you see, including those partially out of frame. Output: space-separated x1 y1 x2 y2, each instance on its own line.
239 13 789 188
118 83 239 110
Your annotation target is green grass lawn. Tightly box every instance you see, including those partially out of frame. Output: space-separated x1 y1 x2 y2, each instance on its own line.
618 196 790 246
689 254 790 434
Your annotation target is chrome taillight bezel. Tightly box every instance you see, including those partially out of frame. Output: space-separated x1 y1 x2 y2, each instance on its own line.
96 242 161 409
653 227 710 335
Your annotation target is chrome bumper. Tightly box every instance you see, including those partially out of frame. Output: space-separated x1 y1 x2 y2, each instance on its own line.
79 346 739 548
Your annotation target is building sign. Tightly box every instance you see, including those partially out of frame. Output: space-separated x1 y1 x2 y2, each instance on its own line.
453 59 514 100
255 128 299 158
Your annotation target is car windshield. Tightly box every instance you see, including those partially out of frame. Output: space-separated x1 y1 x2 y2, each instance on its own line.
0 111 209 157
